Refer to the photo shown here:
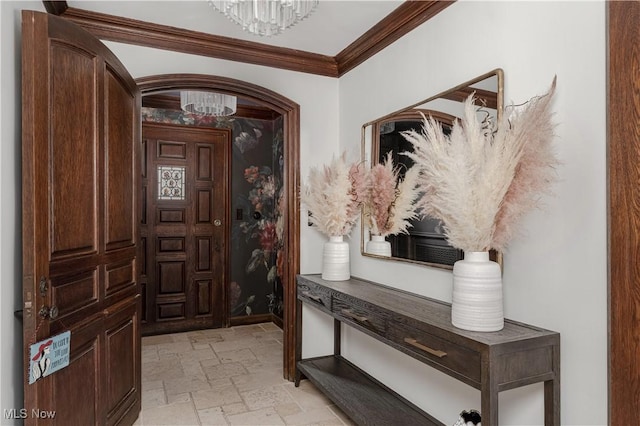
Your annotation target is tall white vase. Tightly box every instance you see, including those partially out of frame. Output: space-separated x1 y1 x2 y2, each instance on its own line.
365 235 391 257
322 235 350 281
451 251 504 332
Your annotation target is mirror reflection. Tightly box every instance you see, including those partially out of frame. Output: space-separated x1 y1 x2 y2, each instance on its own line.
361 69 504 269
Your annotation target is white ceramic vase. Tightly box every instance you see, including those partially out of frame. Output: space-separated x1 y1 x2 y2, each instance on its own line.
365 235 391 257
322 235 350 281
451 251 504 332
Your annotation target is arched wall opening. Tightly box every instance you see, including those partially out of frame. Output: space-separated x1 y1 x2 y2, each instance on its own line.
136 74 300 380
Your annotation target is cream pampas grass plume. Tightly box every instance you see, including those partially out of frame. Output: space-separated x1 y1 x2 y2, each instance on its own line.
300 152 367 237
364 152 421 237
402 78 558 252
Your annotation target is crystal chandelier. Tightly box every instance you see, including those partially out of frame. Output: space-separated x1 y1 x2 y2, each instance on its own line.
208 0 319 37
180 91 237 116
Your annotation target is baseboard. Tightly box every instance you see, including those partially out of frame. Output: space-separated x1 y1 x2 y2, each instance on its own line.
230 313 283 329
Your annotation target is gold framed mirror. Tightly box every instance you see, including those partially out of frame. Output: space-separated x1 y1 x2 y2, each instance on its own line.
361 69 504 269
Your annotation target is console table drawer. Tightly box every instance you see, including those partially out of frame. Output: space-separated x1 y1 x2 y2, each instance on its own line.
332 297 386 335
298 281 332 311
388 322 481 384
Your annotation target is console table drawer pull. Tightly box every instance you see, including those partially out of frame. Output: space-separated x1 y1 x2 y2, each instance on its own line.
341 309 368 323
404 337 447 358
302 292 324 305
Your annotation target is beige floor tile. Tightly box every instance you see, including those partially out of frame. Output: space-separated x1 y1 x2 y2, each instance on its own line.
171 332 191 342
142 358 184 382
283 381 333 410
141 401 200 426
140 323 354 426
208 377 233 389
142 334 174 345
203 361 248 381
197 406 228 425
282 406 345 426
141 387 166 408
157 341 198 356
240 385 294 410
220 402 248 416
210 337 259 353
273 402 303 418
258 322 282 332
181 359 205 377
179 347 217 363
216 348 257 364
167 392 192 404
142 347 160 363
226 407 285 426
200 357 221 368
231 370 289 392
191 385 243 410
142 379 164 391
252 330 284 341
164 375 211 395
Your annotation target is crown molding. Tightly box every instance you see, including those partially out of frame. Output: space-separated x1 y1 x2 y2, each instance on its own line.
59 6 339 77
48 1 454 78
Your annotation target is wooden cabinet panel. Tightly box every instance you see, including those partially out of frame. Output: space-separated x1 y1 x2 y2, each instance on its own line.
51 269 99 320
105 297 141 426
157 261 185 294
106 71 135 251
196 190 212 223
49 42 98 259
49 317 103 426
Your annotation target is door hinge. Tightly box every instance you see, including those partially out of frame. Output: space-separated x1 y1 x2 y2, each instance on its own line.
39 276 48 297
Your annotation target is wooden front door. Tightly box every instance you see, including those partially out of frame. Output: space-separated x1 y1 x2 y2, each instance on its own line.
22 11 140 425
140 123 229 335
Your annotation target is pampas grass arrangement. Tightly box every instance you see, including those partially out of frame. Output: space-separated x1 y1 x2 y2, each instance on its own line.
402 77 558 253
301 152 368 237
364 152 422 237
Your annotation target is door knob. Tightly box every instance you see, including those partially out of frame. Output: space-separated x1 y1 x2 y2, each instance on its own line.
214 219 222 226
39 305 59 320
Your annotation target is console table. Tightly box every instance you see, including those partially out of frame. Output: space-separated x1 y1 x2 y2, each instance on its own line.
295 274 560 426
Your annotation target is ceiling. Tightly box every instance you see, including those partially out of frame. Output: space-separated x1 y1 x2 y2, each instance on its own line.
66 1 405 57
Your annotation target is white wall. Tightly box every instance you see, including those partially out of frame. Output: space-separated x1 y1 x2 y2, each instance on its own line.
340 1 606 425
1 2 46 422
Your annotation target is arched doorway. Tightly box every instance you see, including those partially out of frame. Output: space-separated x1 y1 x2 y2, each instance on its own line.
136 74 300 380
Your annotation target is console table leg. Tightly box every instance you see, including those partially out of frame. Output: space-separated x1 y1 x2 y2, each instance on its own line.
544 379 560 425
481 389 498 426
294 369 305 387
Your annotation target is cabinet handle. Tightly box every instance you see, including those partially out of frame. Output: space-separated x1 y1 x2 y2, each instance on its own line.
341 309 368 323
404 337 447 358
302 292 324 305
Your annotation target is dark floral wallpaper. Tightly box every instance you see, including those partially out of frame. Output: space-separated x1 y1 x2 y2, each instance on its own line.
142 107 284 321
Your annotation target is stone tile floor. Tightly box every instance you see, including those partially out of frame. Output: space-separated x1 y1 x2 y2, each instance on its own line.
134 322 354 426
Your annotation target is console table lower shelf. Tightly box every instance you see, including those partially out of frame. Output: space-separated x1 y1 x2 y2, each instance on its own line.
296 355 444 426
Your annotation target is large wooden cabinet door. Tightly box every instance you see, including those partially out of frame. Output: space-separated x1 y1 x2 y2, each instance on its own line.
21 11 141 425
140 123 230 335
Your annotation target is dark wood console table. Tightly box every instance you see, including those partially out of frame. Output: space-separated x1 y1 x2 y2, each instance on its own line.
295 274 560 426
